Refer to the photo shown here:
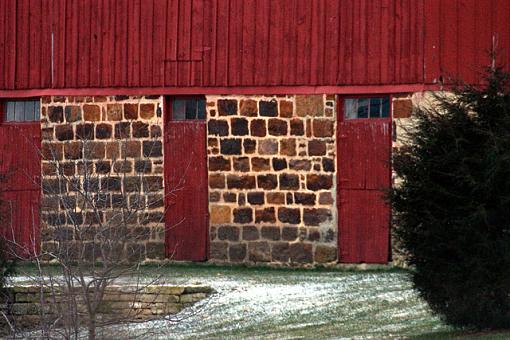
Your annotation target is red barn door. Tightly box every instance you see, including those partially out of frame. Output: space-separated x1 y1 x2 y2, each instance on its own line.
0 100 41 258
337 97 391 263
164 97 208 261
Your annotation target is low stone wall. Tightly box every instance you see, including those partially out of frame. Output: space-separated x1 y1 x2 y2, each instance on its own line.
0 284 213 334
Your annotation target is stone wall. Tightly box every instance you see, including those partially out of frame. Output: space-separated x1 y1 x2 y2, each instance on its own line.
206 95 338 264
0 284 212 334
39 95 166 261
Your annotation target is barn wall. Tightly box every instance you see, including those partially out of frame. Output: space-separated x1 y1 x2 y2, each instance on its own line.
1 0 509 92
39 95 166 261
206 95 338 264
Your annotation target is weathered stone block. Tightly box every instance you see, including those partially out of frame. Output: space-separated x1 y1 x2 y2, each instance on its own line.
261 226 280 241
242 226 259 241
227 175 256 189
267 192 285 204
289 243 313 263
64 142 83 160
255 207 276 223
314 245 337 263
272 158 287 171
312 119 334 137
208 119 229 136
122 140 142 158
322 158 335 172
278 208 301 225
279 174 299 190
209 173 225 189
142 141 163 157
248 242 271 262
55 125 74 141
303 208 332 226
209 156 231 171
218 226 240 241
48 106 64 123
256 174 278 190
107 104 123 121
140 104 155 119
252 157 270 171
280 138 296 156
271 242 290 262
96 123 113 139
250 119 266 137
233 207 253 223
294 192 316 205
243 139 256 154
65 106 81 122
290 118 304 135
124 103 139 120
231 118 249 135
233 157 250 172
295 95 324 117
83 104 101 121
306 174 333 191
247 192 264 205
240 99 258 116
268 119 288 136
132 121 150 138
289 159 311 171
308 140 326 156
220 138 242 155
210 205 231 224
229 243 247 262
210 241 228 260
218 99 238 116
259 100 278 117
258 139 278 155
279 100 293 118
76 123 94 140
282 226 298 241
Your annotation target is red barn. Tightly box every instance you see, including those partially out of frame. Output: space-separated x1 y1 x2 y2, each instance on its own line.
0 0 509 265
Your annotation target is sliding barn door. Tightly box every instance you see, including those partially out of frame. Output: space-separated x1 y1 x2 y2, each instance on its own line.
164 97 208 261
337 97 391 263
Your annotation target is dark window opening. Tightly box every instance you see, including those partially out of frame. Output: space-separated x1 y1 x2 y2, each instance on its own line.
1 100 41 122
170 97 206 121
344 97 390 119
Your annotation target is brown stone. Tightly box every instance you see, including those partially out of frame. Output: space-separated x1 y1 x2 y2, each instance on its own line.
272 158 287 171
220 138 242 155
279 100 293 118
313 119 334 137
107 104 123 121
278 208 301 225
48 106 64 123
121 141 141 158
308 228 321 241
113 160 133 173
209 174 225 189
151 125 162 138
240 99 258 117
267 192 285 204
134 160 152 173
268 119 288 136
322 158 335 172
258 139 278 155
229 243 247 262
209 156 231 171
132 121 150 138
143 176 163 192
208 119 229 136
210 241 228 260
290 119 304 135
65 106 81 122
294 192 316 205
84 142 105 159
319 192 334 205
314 245 337 263
42 127 54 140
255 207 276 223
142 141 163 157
231 118 249 136
295 95 324 117
289 159 312 171
280 138 296 156
271 242 290 262
251 157 270 171
243 139 256 154
83 104 101 121
250 119 266 137
64 142 83 160
242 226 259 241
289 243 313 263
393 99 413 118
257 174 277 190
259 100 277 117
282 227 298 241
96 123 112 139
306 174 333 191
140 104 155 119
210 205 232 225
248 242 271 262
261 226 280 240
218 99 238 116
124 103 138 120
233 207 253 223
227 174 256 190
76 123 94 140
209 191 221 203
233 157 250 172
218 225 239 241
115 122 131 139
55 125 74 141
279 174 299 190
105 142 119 159
223 192 236 202
247 192 264 205
303 208 332 226
308 140 326 156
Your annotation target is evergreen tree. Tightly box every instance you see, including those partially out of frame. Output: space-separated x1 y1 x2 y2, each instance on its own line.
392 65 510 329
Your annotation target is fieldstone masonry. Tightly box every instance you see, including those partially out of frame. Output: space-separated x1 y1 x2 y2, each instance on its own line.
40 95 166 260
206 95 338 264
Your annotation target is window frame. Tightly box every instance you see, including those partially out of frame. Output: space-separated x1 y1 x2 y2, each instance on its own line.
338 94 392 122
0 98 41 125
164 95 207 122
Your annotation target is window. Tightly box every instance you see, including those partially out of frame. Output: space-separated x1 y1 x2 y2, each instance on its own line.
344 97 390 119
2 100 40 122
171 97 206 120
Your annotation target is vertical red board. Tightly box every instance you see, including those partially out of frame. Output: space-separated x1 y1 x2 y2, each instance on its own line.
164 121 208 261
0 123 41 258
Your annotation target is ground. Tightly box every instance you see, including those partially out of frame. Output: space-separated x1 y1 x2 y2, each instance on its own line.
13 264 510 339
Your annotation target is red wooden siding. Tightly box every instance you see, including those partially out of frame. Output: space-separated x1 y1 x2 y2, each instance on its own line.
164 121 208 261
1 0 510 91
0 124 41 257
